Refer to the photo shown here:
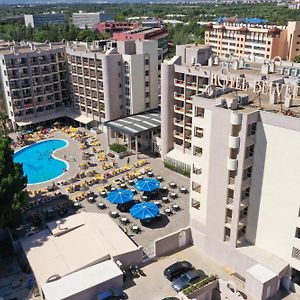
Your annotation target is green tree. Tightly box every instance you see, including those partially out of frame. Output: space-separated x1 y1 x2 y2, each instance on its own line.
0 137 28 228
294 55 300 63
0 112 9 137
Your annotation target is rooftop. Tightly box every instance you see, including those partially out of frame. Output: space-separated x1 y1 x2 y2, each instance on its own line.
41 260 122 300
21 212 138 285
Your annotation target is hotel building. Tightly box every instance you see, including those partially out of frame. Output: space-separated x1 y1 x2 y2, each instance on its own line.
205 21 300 61
161 44 300 298
67 39 160 125
0 43 69 129
72 11 113 29
112 27 169 56
0 39 160 129
24 13 65 28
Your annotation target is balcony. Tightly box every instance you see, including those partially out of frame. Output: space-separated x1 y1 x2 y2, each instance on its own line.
174 130 184 139
225 217 232 225
191 199 201 210
244 156 253 169
174 106 184 114
174 92 184 101
240 197 249 208
239 216 247 227
241 177 251 190
186 82 197 90
186 108 193 116
174 119 184 126
174 79 185 87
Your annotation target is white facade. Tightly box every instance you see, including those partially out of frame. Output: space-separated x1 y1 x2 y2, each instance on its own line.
72 12 113 29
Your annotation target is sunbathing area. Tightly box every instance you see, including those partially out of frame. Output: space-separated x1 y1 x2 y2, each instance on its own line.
11 124 190 249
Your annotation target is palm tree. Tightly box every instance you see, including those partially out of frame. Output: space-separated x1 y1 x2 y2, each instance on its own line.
0 112 9 137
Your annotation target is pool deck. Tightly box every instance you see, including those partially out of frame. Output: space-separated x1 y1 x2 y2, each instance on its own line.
12 128 190 249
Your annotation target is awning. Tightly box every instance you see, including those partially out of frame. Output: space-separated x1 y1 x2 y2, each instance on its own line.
105 110 161 136
16 111 66 127
66 112 94 125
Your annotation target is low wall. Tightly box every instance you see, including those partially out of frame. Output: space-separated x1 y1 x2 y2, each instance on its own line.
178 279 218 300
154 227 192 258
113 246 143 269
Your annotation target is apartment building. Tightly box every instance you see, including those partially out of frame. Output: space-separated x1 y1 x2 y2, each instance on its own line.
95 22 140 34
161 44 300 298
0 43 69 129
205 21 300 61
112 27 169 55
72 11 113 29
24 13 65 28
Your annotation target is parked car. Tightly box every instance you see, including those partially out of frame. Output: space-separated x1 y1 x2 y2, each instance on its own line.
163 261 194 281
172 269 207 292
117 200 140 213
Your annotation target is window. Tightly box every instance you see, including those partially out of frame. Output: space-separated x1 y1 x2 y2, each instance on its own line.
192 165 202 175
192 182 201 193
295 228 300 239
145 59 149 65
246 144 255 158
195 106 205 118
193 146 202 157
247 123 257 136
194 127 203 138
191 198 200 210
145 92 150 97
145 70 149 76
146 103 150 108
145 82 149 87
292 247 300 260
243 166 252 180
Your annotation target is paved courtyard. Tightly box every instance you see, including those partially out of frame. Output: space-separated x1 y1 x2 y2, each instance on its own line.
15 127 190 248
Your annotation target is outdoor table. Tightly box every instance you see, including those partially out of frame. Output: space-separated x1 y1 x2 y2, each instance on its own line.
147 172 153 177
170 182 177 188
100 191 106 197
97 202 106 209
142 195 148 201
121 217 129 224
161 186 168 191
162 197 169 203
154 201 161 207
180 187 188 193
165 208 172 215
172 204 180 211
138 176 143 180
170 192 177 199
130 188 136 193
132 225 140 233
111 211 118 218
120 183 126 188
157 176 163 181
88 196 94 202
74 202 81 208
128 180 134 185
111 187 116 191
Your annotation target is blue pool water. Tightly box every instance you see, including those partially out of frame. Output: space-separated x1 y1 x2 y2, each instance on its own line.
14 139 68 184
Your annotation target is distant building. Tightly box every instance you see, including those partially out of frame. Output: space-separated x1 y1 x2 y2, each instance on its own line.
141 19 163 28
289 0 300 9
0 15 24 24
24 13 65 28
112 27 169 55
72 11 113 29
95 21 140 34
205 20 300 61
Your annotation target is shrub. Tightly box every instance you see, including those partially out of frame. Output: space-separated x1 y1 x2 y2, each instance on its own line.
109 143 127 153
164 160 190 178
182 275 218 295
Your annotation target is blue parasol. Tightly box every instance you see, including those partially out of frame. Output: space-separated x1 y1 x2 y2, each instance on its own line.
135 178 160 192
130 202 159 220
107 189 134 204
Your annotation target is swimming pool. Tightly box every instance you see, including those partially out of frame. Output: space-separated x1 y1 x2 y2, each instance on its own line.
14 139 68 184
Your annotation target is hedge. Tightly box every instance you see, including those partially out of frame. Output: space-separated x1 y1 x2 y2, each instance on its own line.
182 275 218 295
164 161 190 178
109 143 127 153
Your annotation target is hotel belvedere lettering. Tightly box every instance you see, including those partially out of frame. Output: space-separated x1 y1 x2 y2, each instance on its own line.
209 71 299 99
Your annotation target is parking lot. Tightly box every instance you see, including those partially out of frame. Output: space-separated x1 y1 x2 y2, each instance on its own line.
124 246 252 300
